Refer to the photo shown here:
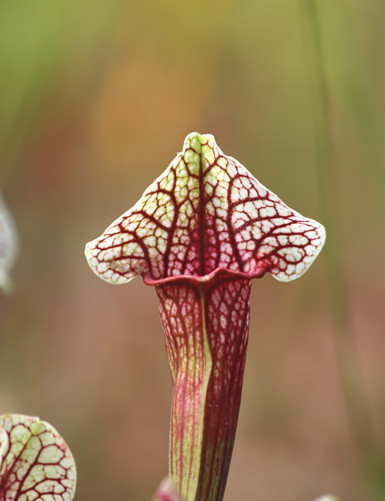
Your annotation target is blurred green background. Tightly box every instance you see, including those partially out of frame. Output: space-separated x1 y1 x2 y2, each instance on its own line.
1 1 385 500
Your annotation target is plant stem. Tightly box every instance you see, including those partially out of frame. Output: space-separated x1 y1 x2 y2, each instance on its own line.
300 1 385 497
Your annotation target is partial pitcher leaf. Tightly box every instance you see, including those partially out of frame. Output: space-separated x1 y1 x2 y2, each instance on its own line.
0 414 76 501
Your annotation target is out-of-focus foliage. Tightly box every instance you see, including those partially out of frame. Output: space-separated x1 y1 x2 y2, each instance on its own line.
0 192 17 292
153 477 183 501
0 1 384 501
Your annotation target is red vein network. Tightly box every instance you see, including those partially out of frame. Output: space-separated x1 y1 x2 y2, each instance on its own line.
0 415 76 501
86 133 325 284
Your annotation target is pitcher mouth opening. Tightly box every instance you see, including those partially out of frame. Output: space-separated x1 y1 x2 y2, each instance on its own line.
142 265 268 286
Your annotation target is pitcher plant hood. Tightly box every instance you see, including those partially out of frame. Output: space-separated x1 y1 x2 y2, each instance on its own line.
85 133 325 501
85 132 325 285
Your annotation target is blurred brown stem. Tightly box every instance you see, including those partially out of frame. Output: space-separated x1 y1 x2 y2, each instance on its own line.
300 0 385 498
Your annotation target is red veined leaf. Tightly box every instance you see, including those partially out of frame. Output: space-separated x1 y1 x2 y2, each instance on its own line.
0 414 76 501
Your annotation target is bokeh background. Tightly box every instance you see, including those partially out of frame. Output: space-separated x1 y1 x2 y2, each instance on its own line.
1 1 385 500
